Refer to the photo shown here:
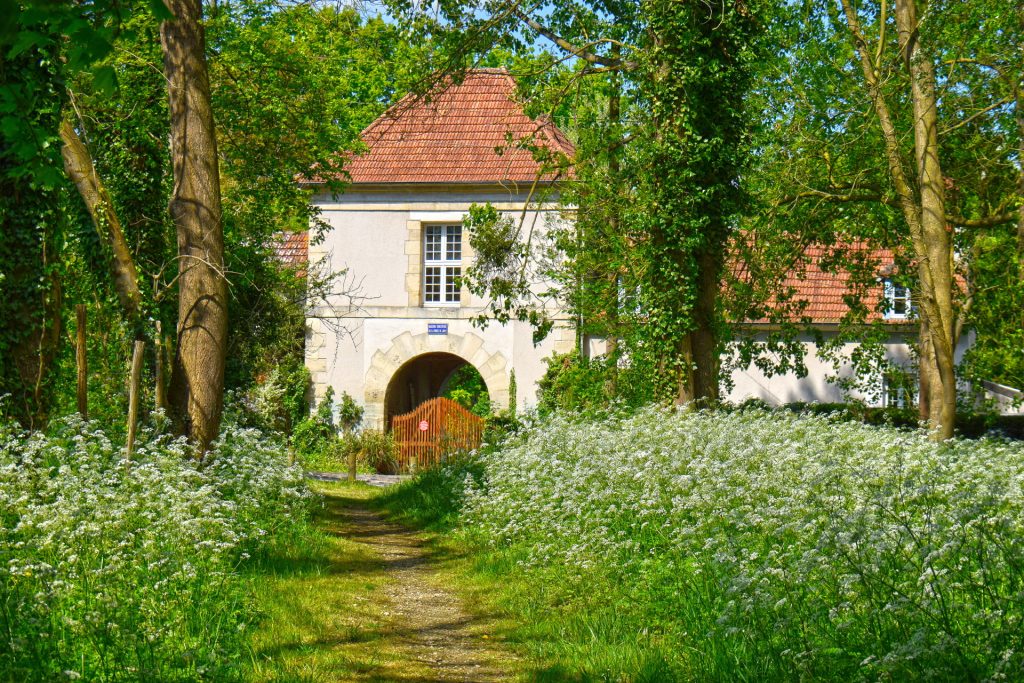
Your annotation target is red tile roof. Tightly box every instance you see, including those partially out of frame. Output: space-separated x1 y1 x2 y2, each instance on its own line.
320 68 574 185
732 243 904 324
273 231 308 275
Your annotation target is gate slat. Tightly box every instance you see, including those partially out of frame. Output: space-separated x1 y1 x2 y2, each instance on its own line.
391 397 484 473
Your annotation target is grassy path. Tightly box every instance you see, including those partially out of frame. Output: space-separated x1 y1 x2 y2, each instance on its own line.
245 481 518 682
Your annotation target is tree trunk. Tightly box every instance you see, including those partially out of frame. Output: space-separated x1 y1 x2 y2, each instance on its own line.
1016 87 1024 281
76 304 88 418
161 0 228 453
895 0 956 440
675 333 696 406
604 67 622 398
59 119 143 323
918 315 932 421
841 0 957 439
691 246 722 403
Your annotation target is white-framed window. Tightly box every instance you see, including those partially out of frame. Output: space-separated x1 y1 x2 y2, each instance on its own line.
882 372 913 409
883 279 911 319
423 224 462 305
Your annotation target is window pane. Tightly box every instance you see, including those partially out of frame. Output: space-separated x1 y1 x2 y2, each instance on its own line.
424 266 441 302
893 286 908 315
445 266 461 303
446 225 462 260
425 226 442 262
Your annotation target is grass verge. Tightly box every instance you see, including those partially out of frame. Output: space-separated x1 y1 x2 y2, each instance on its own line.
375 464 679 683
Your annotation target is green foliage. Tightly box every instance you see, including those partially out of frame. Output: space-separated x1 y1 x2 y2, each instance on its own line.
741 0 1023 400
241 362 311 434
393 0 766 400
537 351 659 415
962 229 1024 390
0 415 314 680
2 2 425 432
292 387 336 461
441 364 491 417
358 430 398 474
537 352 612 414
377 457 485 531
205 4 424 397
0 15 68 428
462 203 555 341
336 391 364 433
507 368 516 417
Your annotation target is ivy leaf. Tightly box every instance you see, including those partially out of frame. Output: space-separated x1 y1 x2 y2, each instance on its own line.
92 65 118 96
6 30 47 58
145 0 175 22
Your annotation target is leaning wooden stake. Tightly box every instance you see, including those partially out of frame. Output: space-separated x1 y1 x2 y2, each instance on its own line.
126 340 145 458
76 304 88 419
155 321 167 411
348 438 357 482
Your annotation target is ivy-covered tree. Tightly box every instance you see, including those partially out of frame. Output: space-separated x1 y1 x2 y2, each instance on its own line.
390 0 765 405
0 2 125 428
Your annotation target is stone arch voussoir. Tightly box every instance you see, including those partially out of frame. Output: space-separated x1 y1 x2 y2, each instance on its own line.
363 331 509 429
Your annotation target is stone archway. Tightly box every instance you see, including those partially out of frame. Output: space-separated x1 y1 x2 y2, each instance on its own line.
363 331 509 429
384 353 484 428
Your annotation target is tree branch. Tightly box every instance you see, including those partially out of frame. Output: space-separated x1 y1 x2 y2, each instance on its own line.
60 117 143 321
512 10 638 71
939 96 1013 135
774 184 899 207
946 210 1017 228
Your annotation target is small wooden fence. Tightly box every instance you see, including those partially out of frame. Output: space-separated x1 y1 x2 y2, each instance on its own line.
392 397 484 472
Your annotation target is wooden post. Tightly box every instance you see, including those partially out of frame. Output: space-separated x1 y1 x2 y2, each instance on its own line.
348 433 357 482
155 321 167 411
76 304 88 419
126 340 145 458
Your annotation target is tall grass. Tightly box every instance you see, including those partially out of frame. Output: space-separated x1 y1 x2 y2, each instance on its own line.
383 407 1024 681
0 415 314 681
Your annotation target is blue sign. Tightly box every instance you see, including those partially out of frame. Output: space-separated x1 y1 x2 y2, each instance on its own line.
428 323 448 336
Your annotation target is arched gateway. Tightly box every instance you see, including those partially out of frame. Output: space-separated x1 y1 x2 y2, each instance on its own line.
362 330 509 430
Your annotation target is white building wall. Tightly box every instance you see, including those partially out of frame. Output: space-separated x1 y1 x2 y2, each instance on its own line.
725 329 974 407
305 184 574 429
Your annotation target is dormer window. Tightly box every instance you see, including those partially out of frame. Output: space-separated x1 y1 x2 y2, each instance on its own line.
424 224 462 305
883 279 911 319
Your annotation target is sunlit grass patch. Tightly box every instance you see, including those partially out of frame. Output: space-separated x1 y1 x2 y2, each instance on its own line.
244 481 438 683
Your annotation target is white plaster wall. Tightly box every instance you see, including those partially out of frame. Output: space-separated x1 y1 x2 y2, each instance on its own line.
727 337 856 406
726 329 972 407
306 184 574 423
313 210 409 308
511 320 577 412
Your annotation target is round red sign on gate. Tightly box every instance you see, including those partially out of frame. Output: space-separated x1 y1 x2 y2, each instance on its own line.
418 420 429 431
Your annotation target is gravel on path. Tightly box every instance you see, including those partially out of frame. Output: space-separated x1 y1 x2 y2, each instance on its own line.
306 471 408 488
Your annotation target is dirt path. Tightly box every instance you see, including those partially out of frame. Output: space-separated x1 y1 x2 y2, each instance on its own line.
246 482 519 682
337 500 515 682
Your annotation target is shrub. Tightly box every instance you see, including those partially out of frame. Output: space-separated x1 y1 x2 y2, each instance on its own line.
358 430 397 474
292 387 336 461
449 407 1024 680
442 364 491 417
336 391 364 434
0 415 313 681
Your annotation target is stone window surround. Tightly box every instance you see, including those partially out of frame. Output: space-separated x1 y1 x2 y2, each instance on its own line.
405 213 474 308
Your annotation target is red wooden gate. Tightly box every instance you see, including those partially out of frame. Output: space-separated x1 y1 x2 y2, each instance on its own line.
392 397 484 472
